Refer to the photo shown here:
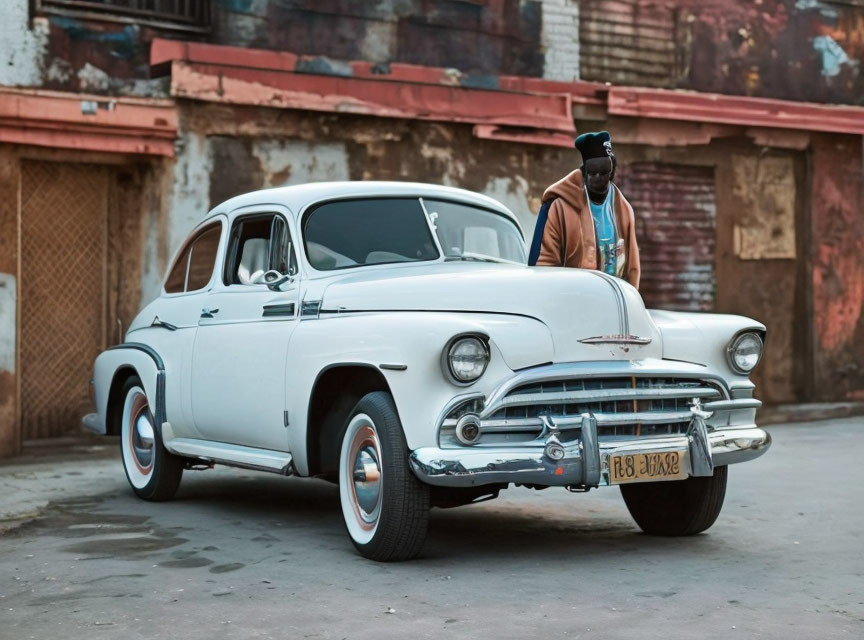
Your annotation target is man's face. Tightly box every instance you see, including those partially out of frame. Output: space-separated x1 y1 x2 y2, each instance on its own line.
584 157 613 196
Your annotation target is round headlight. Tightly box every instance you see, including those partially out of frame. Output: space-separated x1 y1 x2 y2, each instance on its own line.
446 336 489 383
727 332 764 373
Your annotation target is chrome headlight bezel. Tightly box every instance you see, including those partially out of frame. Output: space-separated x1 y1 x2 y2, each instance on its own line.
726 331 764 374
442 334 490 386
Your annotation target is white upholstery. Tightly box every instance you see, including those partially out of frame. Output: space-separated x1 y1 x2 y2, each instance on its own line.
237 238 269 284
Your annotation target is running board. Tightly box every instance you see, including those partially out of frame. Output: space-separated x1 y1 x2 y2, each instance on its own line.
164 438 294 475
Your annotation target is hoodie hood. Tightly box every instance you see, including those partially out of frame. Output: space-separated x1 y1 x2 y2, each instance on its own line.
542 169 586 209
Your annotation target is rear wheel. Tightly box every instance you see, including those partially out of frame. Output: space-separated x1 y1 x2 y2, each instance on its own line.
118 376 183 501
338 391 429 561
620 465 728 536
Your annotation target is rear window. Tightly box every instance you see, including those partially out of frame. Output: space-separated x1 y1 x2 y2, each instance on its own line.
303 198 439 271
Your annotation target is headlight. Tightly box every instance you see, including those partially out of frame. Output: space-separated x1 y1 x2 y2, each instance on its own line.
727 332 764 373
445 336 489 384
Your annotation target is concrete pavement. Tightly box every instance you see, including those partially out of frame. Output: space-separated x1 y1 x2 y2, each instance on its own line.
1 419 862 639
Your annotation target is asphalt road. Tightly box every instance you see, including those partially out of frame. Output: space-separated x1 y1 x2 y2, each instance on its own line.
1 420 862 640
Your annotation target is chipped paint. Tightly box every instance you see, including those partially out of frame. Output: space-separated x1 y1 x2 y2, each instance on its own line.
0 273 15 373
155 131 213 301
0 5 48 87
252 140 350 187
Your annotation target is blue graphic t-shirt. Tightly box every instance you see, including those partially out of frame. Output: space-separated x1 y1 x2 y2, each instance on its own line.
587 187 617 276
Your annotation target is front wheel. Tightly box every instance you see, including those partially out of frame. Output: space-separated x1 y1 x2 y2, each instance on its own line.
339 392 430 561
620 465 728 536
118 376 183 501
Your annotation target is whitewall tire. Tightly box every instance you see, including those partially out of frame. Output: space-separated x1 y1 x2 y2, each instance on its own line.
118 376 183 501
338 392 429 561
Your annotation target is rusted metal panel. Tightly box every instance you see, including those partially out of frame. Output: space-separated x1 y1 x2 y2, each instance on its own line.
608 86 864 135
0 88 178 156
615 163 717 311
810 134 864 400
681 0 864 107
168 60 576 132
579 0 683 88
151 37 607 105
472 125 575 148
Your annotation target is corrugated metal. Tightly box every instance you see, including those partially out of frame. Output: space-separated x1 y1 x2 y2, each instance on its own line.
615 163 716 311
579 0 680 88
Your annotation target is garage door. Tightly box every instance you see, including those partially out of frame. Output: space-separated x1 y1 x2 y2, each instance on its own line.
615 162 717 311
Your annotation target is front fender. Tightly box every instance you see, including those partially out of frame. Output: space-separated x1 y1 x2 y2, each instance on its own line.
649 310 766 392
285 312 538 473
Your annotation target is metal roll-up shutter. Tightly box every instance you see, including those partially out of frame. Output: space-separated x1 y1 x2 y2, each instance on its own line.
579 0 682 88
615 162 717 311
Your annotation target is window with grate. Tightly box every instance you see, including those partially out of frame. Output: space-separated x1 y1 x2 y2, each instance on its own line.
38 0 210 31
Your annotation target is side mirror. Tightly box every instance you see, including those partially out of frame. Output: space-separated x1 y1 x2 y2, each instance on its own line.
254 269 296 292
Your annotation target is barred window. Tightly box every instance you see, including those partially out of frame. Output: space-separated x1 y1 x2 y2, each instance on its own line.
38 0 210 31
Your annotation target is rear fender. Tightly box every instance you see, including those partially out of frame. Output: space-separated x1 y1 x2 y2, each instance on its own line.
91 343 164 435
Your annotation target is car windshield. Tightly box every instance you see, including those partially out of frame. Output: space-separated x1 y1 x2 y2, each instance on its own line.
423 199 526 263
303 198 439 271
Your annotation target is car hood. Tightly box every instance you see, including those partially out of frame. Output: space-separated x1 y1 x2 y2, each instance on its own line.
318 262 662 363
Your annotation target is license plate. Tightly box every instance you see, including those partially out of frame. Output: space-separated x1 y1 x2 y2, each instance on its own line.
608 451 686 484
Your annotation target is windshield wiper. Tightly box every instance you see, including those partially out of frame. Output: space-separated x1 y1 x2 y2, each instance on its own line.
444 252 502 263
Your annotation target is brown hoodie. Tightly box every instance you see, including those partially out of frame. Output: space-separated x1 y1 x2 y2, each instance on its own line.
535 169 640 289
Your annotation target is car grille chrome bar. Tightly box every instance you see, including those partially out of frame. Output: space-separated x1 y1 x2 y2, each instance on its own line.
492 386 721 411
440 376 728 448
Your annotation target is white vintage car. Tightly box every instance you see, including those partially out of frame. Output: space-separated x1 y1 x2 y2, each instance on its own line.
84 181 770 561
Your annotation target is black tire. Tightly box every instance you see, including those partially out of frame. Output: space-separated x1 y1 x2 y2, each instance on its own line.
620 465 728 536
338 391 430 561
118 376 183 501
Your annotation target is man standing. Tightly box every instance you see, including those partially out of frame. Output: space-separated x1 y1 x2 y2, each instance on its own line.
528 131 640 289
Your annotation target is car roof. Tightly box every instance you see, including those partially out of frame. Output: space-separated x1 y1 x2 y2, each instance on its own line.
205 181 520 227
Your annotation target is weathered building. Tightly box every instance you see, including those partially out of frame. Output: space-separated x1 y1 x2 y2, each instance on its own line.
1 0 863 457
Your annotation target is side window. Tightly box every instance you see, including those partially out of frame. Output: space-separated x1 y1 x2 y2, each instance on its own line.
186 225 222 291
164 245 191 294
224 214 297 286
163 221 222 294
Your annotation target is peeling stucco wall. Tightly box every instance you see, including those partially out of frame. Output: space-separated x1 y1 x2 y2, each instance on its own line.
0 2 48 87
139 131 213 306
252 140 351 187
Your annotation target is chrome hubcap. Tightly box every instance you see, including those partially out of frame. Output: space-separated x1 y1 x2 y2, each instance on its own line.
130 399 155 471
349 425 382 526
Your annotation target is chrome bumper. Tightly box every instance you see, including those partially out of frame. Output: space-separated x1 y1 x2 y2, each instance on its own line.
409 426 770 488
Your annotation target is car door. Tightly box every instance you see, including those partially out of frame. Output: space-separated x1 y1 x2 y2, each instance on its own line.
190 207 301 451
141 218 226 438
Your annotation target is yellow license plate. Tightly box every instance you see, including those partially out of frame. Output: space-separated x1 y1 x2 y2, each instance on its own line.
608 451 686 484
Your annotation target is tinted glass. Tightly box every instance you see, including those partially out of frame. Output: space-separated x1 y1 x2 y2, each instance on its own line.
186 224 222 291
425 199 526 263
304 198 439 271
164 244 191 294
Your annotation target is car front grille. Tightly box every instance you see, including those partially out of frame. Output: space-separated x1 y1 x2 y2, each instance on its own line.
440 377 724 447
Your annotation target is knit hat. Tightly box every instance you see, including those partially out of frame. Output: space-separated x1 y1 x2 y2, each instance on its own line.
575 131 613 163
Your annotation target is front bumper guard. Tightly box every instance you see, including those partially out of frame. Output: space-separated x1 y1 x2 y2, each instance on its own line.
409 409 770 488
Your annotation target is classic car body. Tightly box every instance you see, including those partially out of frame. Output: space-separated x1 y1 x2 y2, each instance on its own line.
84 181 770 561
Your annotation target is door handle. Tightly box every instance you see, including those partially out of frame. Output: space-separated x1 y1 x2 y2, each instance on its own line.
200 307 219 319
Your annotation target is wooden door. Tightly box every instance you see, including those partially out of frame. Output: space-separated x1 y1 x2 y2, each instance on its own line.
19 161 107 440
